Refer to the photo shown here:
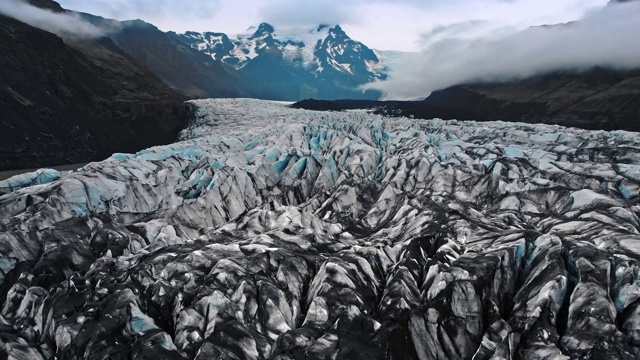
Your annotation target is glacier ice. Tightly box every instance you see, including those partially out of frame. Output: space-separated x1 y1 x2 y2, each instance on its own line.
2 98 640 359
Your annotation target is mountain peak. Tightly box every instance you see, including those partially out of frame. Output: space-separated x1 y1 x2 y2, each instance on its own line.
174 22 388 98
329 25 348 39
253 22 275 36
23 0 65 12
121 19 158 30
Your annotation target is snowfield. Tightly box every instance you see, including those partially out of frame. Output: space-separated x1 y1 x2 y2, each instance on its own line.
2 98 640 359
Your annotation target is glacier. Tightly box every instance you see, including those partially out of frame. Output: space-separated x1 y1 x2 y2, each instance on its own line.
2 98 640 359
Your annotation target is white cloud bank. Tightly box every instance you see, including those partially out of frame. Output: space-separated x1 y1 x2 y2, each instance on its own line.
367 1 640 100
0 0 103 38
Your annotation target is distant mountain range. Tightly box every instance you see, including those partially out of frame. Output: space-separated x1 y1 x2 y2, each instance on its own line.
169 23 390 100
76 14 250 99
72 15 397 101
173 23 391 100
7 0 405 104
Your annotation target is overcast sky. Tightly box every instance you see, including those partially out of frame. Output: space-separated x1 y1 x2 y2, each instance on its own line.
55 0 610 51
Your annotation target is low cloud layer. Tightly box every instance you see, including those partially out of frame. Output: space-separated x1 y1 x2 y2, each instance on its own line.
256 0 449 28
368 1 640 100
260 0 357 28
0 0 103 38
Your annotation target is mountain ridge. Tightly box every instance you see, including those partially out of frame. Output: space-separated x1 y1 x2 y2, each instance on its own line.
293 66 640 132
174 22 392 100
75 13 251 99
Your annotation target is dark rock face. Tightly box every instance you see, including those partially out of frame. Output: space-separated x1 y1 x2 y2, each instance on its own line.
25 0 64 12
419 68 640 132
2 99 640 359
0 14 187 171
294 67 640 132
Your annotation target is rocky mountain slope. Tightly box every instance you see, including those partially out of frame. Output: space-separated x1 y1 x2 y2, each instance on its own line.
77 14 250 99
0 9 186 171
175 23 389 100
2 99 640 359
417 67 640 131
295 67 640 132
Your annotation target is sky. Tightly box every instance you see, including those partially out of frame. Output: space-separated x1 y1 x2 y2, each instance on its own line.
54 0 611 51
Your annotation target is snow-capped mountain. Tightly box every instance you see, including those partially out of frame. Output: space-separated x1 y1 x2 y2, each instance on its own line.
179 23 387 79
179 31 236 62
176 23 391 100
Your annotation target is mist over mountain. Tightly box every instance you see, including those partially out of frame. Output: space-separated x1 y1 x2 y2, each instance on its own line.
0 0 103 38
368 0 640 100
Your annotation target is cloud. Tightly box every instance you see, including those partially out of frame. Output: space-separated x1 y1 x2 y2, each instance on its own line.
255 0 608 51
259 0 358 27
0 0 103 38
367 1 640 100
255 0 488 29
417 21 512 49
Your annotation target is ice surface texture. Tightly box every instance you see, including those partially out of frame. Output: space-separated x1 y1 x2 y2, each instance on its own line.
2 99 640 359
